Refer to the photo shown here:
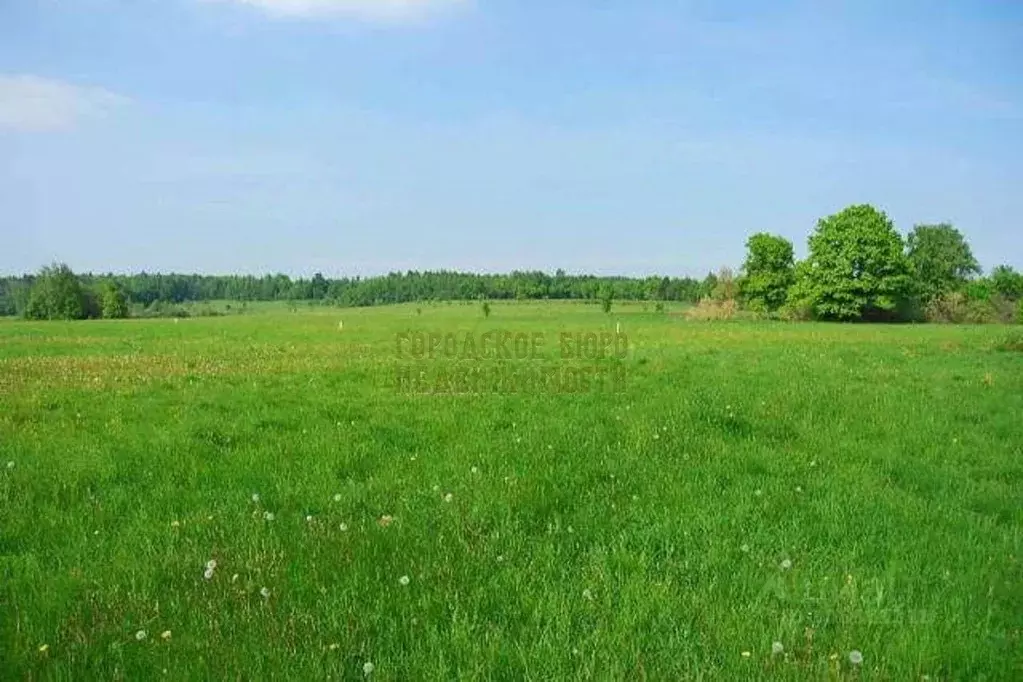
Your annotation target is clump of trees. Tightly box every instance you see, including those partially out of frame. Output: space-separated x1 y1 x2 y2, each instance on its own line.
736 204 1022 323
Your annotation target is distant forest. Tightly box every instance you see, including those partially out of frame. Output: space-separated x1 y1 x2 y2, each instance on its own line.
0 269 708 318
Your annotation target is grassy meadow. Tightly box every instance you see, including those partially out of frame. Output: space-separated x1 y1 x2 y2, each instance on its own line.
1 301 1021 680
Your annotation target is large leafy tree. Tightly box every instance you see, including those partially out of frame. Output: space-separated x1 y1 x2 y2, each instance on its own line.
791 204 911 320
24 263 86 320
739 233 795 312
906 223 980 302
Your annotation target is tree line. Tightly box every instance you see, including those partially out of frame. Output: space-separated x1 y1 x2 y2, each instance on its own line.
2 203 1020 322
0 268 713 320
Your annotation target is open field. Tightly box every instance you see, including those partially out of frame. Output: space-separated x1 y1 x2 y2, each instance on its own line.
1 302 1021 680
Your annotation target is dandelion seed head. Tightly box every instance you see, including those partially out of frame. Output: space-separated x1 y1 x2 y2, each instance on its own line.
263 511 275 521
363 661 375 675
772 641 784 655
398 575 410 586
306 515 314 523
203 567 215 580
260 587 271 599
443 493 453 503
251 493 260 503
333 493 342 503
339 522 349 532
780 559 793 570
582 588 593 601
470 466 478 474
206 559 217 571
161 630 172 640
849 650 863 665
135 630 147 641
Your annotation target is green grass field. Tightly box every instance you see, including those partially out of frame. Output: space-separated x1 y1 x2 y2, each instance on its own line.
1 302 1021 680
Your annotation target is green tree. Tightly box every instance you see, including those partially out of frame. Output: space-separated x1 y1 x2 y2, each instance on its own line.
990 265 1023 300
24 263 86 320
100 282 129 319
790 205 911 321
906 224 980 303
739 233 795 312
599 285 613 314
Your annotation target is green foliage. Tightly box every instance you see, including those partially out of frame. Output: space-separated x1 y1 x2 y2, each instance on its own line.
100 282 129 319
990 265 1023 300
739 233 795 313
0 270 709 309
599 285 613 314
24 263 87 320
481 300 491 318
906 224 980 303
791 205 911 321
710 267 739 303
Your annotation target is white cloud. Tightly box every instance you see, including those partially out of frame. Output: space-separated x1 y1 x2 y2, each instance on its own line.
204 0 468 21
0 75 128 132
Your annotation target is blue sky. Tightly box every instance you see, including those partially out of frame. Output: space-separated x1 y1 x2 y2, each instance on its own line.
1 0 1021 277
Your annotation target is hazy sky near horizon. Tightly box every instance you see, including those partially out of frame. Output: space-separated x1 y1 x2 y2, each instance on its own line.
1 0 1021 277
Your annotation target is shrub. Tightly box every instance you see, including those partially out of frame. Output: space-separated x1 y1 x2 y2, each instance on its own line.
684 298 737 321
778 300 814 322
925 292 967 323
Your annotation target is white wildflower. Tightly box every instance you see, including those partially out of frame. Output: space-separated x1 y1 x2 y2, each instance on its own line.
135 630 147 641
772 641 784 655
333 493 342 502
398 575 410 586
161 630 172 640
780 559 792 570
263 511 275 521
443 493 453 503
363 661 375 675
251 493 260 503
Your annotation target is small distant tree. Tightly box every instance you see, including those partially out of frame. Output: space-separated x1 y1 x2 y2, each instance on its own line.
711 267 739 302
600 285 614 314
100 282 129 319
24 263 86 320
739 233 795 313
906 224 980 303
481 300 491 318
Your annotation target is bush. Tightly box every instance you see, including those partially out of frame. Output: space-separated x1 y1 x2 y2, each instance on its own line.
778 301 814 322
925 292 968 323
684 298 737 321
1018 299 1023 324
